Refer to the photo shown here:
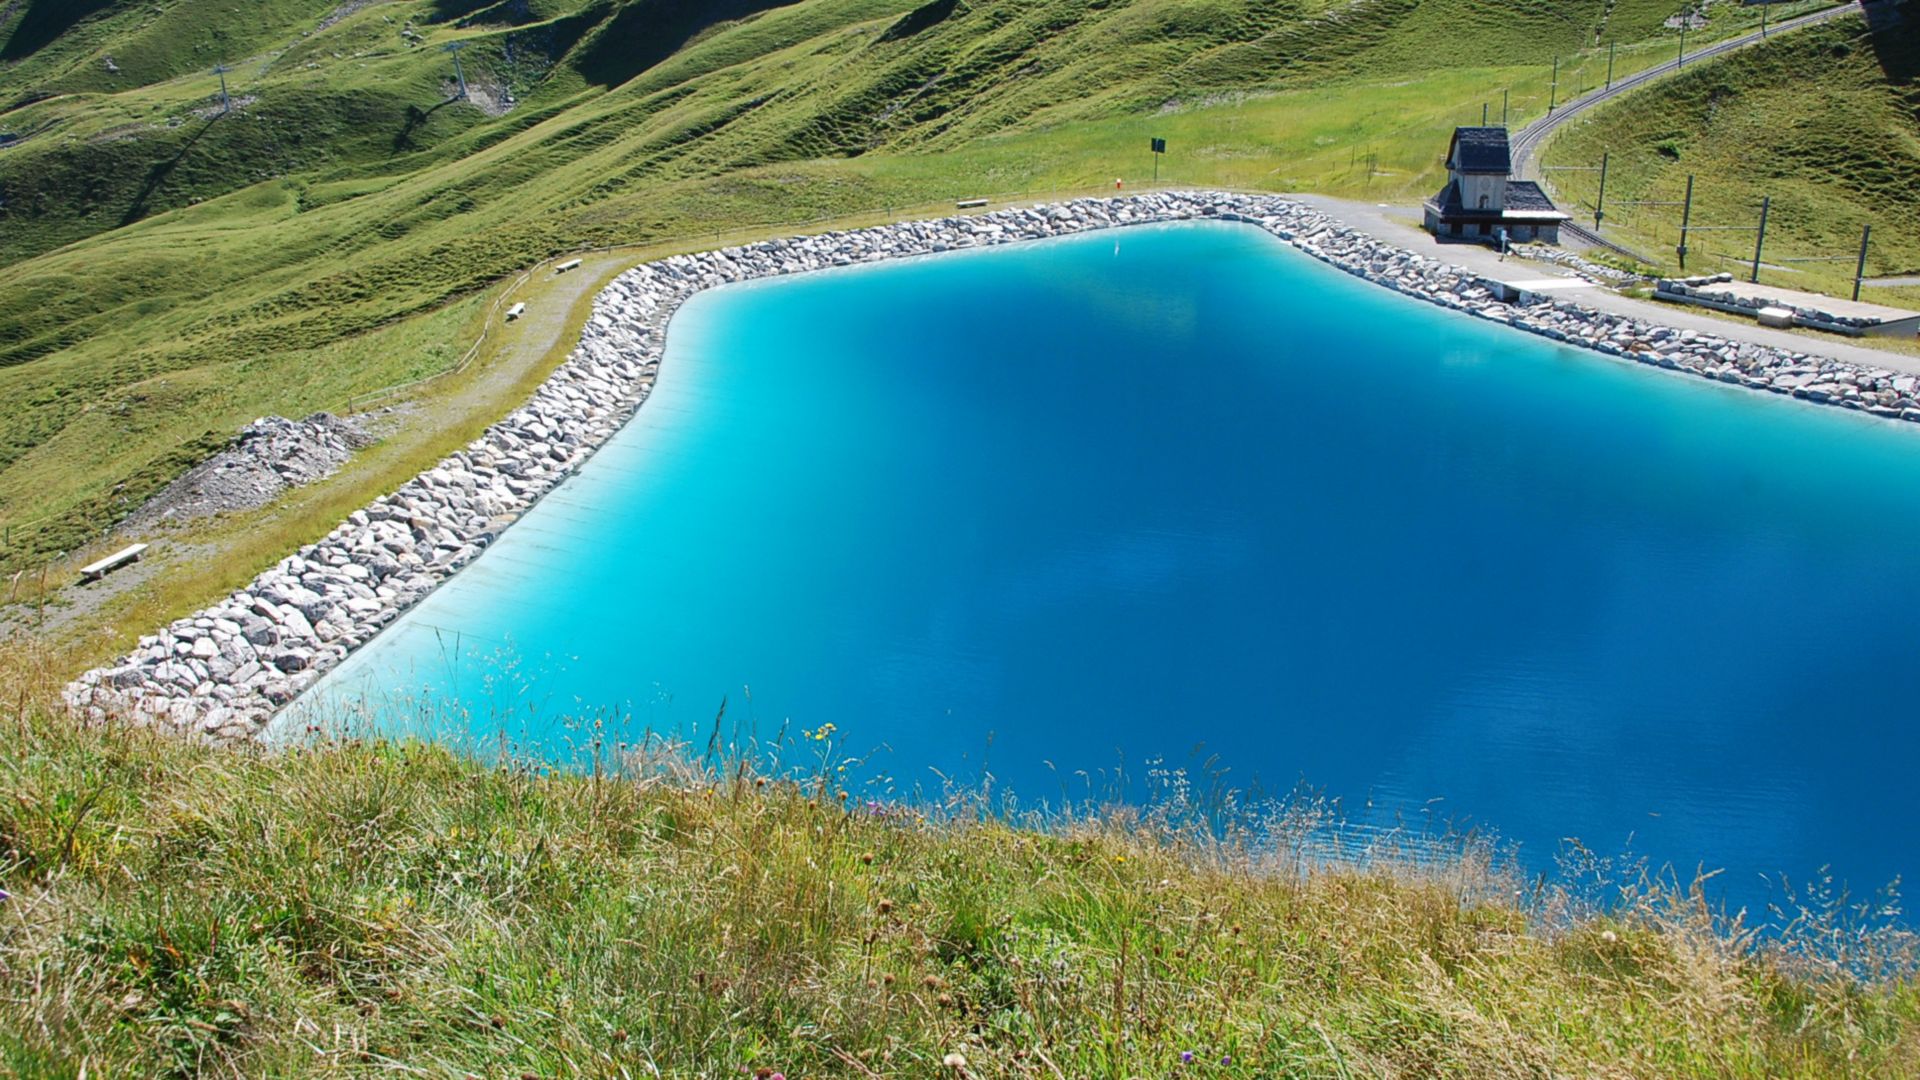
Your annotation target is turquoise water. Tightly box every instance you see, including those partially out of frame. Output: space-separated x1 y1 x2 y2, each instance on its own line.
301 221 1920 909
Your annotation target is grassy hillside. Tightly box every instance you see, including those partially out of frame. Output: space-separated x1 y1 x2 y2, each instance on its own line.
0 0 1854 576
1539 9 1920 304
0 642 1915 1076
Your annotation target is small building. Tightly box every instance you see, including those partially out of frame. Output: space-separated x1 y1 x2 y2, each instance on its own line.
1423 127 1569 245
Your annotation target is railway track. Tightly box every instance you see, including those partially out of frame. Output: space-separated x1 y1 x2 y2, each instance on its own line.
1509 2 1863 180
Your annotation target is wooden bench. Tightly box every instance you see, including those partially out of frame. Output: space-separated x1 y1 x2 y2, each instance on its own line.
79 543 147 583
956 198 988 209
555 258 583 274
505 302 527 321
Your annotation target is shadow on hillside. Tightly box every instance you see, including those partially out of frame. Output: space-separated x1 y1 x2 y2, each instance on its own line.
118 116 219 229
570 0 801 88
427 0 541 27
0 0 116 61
393 97 461 153
880 0 964 43
1860 1 1918 86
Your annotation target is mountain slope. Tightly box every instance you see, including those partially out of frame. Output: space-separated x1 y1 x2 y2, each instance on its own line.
0 0 1861 563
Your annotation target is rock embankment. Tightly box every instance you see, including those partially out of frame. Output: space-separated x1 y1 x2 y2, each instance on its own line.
64 192 1920 742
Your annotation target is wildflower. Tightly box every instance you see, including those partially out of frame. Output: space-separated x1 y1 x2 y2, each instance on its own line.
943 1052 968 1068
1600 930 1618 944
1221 1056 1231 1066
1180 1051 1194 1064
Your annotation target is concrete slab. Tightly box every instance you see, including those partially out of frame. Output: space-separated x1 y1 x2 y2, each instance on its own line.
1499 278 1599 292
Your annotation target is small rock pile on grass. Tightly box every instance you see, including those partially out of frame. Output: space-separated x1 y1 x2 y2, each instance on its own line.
123 413 373 529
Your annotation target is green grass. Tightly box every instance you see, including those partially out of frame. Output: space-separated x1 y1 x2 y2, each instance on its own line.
1538 11 1920 309
0 642 1915 1076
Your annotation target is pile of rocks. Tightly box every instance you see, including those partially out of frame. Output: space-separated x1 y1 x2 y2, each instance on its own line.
64 191 1920 742
1511 244 1650 287
125 413 373 529
1656 273 1883 333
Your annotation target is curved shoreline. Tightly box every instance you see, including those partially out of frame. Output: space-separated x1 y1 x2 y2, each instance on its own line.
65 191 1920 742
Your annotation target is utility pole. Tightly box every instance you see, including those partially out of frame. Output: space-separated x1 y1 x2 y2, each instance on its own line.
1853 224 1872 302
1677 173 1694 270
1606 42 1616 90
1678 19 1688 68
1549 55 1559 112
1762 1 1769 37
1594 151 1610 229
445 41 470 101
1750 195 1771 284
213 63 231 114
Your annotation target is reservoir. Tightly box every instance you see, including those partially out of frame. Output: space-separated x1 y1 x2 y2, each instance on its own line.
296 221 1920 912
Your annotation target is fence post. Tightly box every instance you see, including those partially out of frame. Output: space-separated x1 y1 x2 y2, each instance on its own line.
1594 151 1609 229
1677 174 1694 270
1750 195 1770 284
1853 224 1872 303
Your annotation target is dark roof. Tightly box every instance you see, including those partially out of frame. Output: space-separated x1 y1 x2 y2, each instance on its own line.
1426 179 1567 220
1447 126 1511 174
1502 180 1558 211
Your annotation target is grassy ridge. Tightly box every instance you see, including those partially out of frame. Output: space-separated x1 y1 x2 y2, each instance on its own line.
1538 11 1920 304
0 640 1915 1076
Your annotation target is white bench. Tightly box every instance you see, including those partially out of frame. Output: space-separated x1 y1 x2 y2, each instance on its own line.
555 258 583 274
505 302 527 321
79 543 147 583
956 198 988 209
